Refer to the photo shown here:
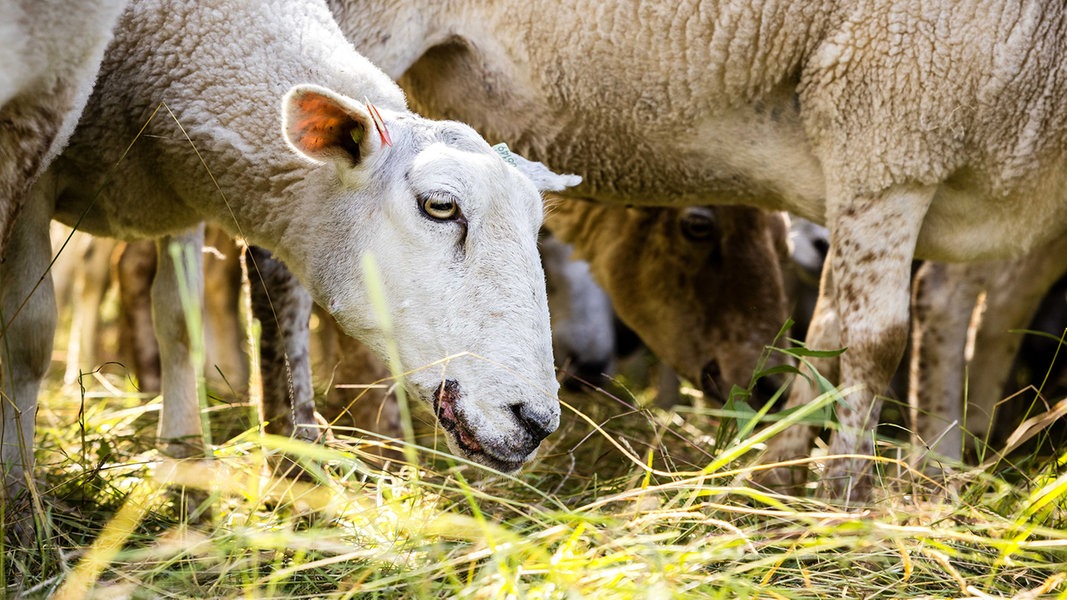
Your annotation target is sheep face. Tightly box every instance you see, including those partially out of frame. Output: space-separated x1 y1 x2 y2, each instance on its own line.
546 200 791 405
283 84 579 471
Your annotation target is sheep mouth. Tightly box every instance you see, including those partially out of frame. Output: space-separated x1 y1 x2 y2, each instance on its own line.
432 379 527 473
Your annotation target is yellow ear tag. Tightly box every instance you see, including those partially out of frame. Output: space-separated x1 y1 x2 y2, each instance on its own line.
350 126 364 145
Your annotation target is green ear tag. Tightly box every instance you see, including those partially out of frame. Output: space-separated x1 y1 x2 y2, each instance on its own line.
350 126 364 145
492 143 517 167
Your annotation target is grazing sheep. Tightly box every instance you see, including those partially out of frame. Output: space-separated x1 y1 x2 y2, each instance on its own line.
249 230 621 445
0 0 578 507
545 200 792 405
59 227 617 456
331 0 1067 501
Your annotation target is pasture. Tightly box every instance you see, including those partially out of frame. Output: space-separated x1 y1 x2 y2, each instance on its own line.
3 292 1066 599
6 2 1067 597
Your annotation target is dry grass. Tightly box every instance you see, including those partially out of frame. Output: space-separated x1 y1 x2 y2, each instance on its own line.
3 346 1066 599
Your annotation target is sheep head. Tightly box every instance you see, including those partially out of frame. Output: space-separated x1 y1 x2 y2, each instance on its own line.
281 84 580 471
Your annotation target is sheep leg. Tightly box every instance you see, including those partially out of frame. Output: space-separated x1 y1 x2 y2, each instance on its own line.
202 229 248 394
755 246 841 495
63 236 117 384
153 225 207 458
908 261 986 470
118 240 161 393
819 184 935 503
246 246 318 442
1 190 56 502
963 237 1067 450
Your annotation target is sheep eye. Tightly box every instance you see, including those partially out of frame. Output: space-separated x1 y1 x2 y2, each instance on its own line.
680 208 718 241
420 194 460 221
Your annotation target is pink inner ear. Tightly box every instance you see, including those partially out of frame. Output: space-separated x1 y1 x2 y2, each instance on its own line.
290 93 353 154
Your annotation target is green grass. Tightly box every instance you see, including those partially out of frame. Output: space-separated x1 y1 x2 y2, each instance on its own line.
6 239 1067 597
4 350 1067 599
8 101 1065 598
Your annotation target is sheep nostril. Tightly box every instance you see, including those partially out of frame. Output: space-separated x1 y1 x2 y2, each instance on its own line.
753 375 786 410
512 403 556 443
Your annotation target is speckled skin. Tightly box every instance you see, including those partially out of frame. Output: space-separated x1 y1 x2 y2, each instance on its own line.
332 0 1067 501
2 0 579 507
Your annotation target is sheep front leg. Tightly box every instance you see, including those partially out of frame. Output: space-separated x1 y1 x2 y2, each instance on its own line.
755 245 841 495
153 225 207 459
246 246 317 443
1 192 56 503
908 261 986 470
820 184 935 503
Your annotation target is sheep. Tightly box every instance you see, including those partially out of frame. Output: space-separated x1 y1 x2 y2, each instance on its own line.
52 226 619 456
0 0 128 252
330 0 1067 501
539 232 617 389
1 0 127 513
909 235 1067 468
0 0 579 508
544 200 792 405
231 233 619 444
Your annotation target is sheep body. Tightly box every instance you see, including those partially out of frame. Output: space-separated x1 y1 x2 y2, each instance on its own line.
333 0 1067 500
0 0 127 248
2 0 576 509
338 1 1067 258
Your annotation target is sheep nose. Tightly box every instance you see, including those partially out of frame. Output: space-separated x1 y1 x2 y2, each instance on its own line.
512 402 558 444
752 374 786 410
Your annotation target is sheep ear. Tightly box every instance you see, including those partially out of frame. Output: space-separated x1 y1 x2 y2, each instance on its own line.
504 148 582 192
282 84 384 165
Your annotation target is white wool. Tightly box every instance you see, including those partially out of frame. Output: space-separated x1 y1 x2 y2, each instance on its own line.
3 0 580 492
0 0 127 246
328 0 1067 501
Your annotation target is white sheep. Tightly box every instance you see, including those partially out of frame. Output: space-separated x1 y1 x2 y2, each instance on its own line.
331 0 1067 501
539 232 617 389
0 0 579 507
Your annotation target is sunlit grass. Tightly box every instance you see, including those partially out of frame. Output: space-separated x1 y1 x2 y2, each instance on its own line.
5 251 1067 597
5 343 1066 599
